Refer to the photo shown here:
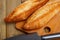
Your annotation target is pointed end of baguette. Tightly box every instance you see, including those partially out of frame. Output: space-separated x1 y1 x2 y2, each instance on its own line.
4 17 12 23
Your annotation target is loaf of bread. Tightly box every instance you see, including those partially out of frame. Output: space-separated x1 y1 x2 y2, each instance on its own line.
4 0 48 22
23 1 60 31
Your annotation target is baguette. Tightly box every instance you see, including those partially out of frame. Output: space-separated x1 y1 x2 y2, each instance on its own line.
23 1 60 30
4 0 48 22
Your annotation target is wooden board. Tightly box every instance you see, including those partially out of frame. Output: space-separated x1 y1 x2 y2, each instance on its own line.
37 12 60 36
0 0 6 40
0 0 25 40
6 0 24 38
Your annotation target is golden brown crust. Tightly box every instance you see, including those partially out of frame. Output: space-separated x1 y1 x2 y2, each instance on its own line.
23 1 60 31
4 0 49 22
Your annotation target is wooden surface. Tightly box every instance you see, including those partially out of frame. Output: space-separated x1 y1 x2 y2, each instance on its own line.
0 0 6 40
0 0 25 40
37 12 60 36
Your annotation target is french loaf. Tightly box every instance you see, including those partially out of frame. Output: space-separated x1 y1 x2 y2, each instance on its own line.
4 0 48 22
23 0 60 31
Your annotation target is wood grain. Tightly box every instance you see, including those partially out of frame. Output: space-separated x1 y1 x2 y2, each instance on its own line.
37 12 60 36
0 0 6 40
6 0 24 38
0 0 26 40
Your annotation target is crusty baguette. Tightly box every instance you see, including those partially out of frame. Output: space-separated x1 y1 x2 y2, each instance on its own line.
23 1 60 31
4 0 48 22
